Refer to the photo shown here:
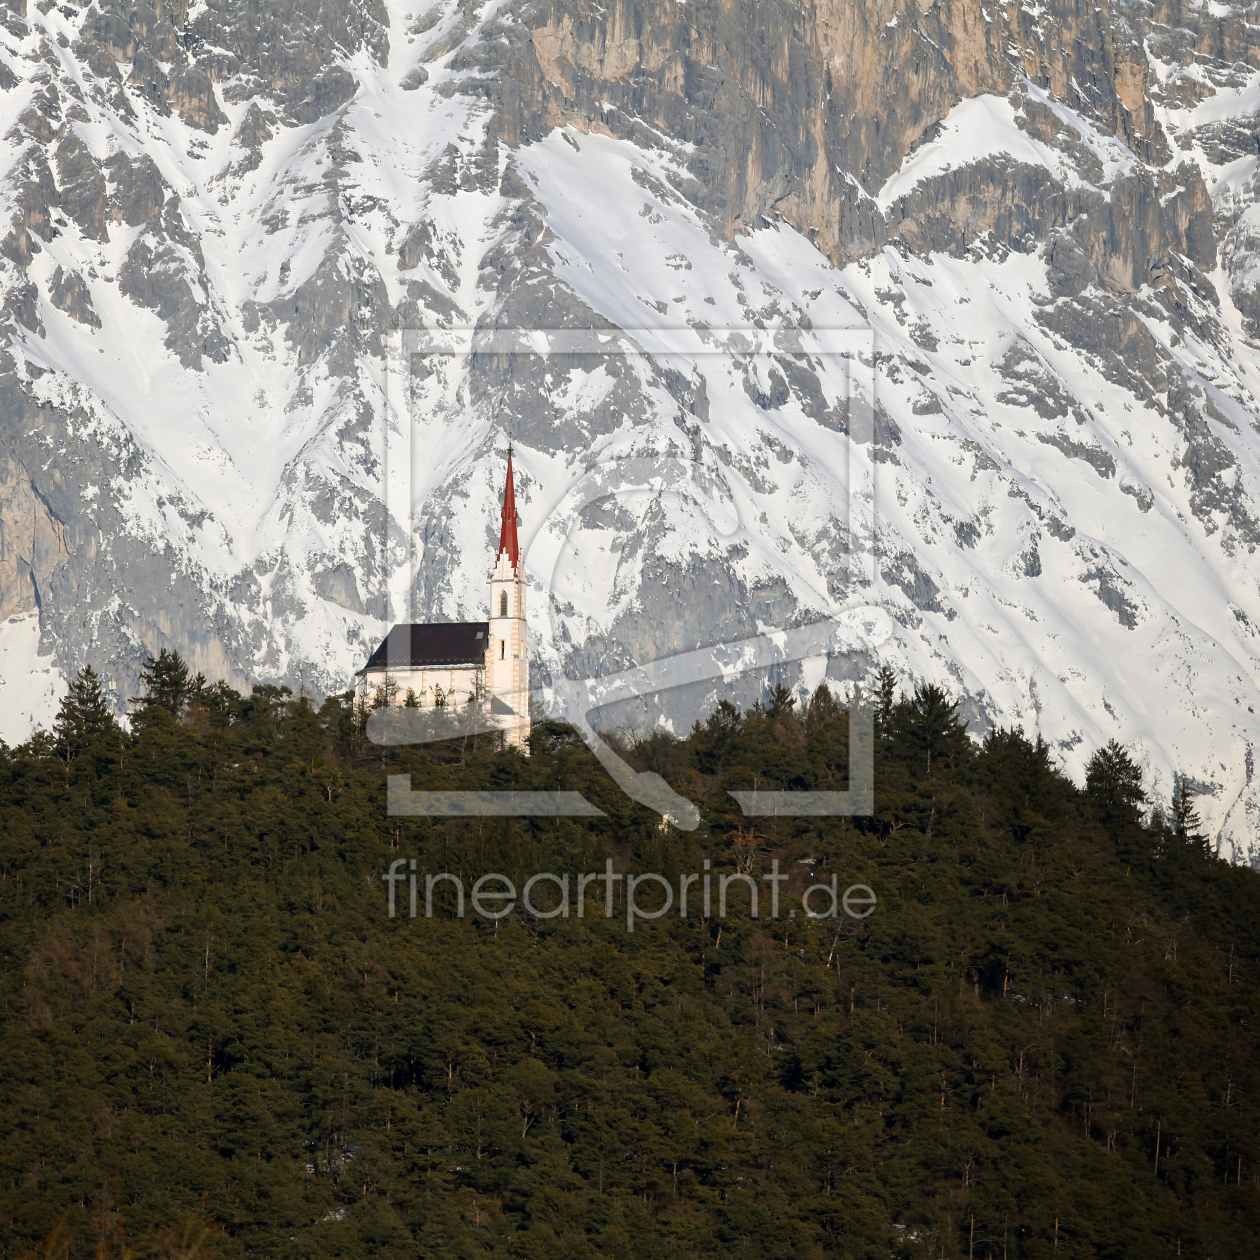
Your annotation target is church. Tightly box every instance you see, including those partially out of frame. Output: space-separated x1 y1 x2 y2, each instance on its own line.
357 452 531 749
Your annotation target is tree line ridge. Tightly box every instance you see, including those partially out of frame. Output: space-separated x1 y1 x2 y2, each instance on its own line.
0 654 1256 1257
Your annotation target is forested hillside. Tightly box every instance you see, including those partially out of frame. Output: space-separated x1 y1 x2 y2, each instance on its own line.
1 662 1257 1259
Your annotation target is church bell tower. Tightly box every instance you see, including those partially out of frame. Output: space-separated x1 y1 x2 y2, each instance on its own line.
486 448 530 749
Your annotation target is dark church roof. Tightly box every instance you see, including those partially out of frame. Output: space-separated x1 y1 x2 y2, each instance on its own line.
363 622 490 670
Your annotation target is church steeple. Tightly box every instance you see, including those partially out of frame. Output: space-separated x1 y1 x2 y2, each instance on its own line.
487 446 529 750
496 446 520 571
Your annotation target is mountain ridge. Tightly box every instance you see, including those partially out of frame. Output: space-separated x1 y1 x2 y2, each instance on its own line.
1 0 1259 858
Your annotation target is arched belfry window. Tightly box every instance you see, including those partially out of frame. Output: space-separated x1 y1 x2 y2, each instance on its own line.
499 590 508 617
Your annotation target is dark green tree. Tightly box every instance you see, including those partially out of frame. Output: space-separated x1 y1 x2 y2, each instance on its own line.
1085 739 1146 835
187 677 244 728
805 682 843 729
52 664 120 762
1170 775 1209 856
133 647 193 716
767 683 796 721
320 689 358 757
978 726 1066 834
239 683 295 738
874 665 898 738
899 681 970 778
691 699 742 774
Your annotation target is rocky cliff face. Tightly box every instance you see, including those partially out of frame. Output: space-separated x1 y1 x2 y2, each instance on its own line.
2 0 1260 858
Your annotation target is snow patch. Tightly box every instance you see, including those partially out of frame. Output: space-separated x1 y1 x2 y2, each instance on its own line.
0 617 65 744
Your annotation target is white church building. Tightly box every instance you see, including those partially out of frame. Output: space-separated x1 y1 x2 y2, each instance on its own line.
357 451 531 749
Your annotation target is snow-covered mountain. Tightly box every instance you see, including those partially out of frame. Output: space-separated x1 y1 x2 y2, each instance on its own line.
2 0 1259 860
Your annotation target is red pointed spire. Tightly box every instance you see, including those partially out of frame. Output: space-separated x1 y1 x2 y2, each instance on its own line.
496 447 520 570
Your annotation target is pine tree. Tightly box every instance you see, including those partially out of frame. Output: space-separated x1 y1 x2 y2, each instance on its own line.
805 683 842 729
1085 739 1146 835
133 648 192 716
188 678 243 728
901 681 970 777
767 683 796 721
874 666 898 738
1170 775 1210 856
53 665 121 762
371 674 400 709
978 726 1065 834
691 699 742 774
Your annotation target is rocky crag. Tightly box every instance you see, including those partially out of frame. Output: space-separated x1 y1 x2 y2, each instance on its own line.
1 0 1259 857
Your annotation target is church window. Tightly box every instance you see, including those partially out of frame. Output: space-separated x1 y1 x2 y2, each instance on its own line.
500 590 508 617
500 640 505 659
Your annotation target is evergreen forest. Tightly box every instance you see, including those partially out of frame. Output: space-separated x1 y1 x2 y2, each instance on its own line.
1 655 1258 1259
